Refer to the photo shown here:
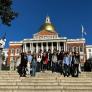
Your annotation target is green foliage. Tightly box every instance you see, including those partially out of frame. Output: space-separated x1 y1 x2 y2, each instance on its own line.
1 52 5 61
2 64 10 70
0 0 18 26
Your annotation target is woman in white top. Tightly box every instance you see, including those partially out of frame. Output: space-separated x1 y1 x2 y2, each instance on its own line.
27 51 32 75
37 54 41 72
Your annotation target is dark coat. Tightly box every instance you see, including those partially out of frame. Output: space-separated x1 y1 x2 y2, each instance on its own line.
20 53 27 67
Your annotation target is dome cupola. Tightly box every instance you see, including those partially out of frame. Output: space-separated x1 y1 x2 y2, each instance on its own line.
40 16 56 32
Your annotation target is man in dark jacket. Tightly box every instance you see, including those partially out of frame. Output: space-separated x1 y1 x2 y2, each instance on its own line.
72 52 80 77
18 52 28 77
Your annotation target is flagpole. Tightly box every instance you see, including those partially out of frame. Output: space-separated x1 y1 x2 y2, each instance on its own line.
81 25 86 63
81 25 84 39
82 31 83 38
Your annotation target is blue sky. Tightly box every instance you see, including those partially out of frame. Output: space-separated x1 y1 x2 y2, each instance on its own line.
0 0 92 48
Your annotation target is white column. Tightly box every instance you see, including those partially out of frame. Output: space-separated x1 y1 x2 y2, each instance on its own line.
23 44 24 52
36 43 38 53
57 42 59 51
66 43 67 52
46 42 48 52
72 47 74 52
51 42 53 53
64 42 66 51
24 43 27 52
58 42 61 52
31 43 33 53
41 42 43 52
30 43 32 51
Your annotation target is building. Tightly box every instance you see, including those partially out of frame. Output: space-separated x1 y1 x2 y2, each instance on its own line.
8 42 22 70
8 16 86 66
86 45 92 60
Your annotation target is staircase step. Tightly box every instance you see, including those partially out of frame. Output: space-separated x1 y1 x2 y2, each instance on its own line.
0 89 61 92
0 71 91 92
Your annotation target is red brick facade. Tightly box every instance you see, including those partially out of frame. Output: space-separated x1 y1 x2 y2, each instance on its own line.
8 44 22 65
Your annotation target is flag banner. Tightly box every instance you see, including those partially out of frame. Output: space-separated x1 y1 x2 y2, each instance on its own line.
81 25 87 35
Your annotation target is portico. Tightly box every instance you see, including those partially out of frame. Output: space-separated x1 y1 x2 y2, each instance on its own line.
23 38 67 53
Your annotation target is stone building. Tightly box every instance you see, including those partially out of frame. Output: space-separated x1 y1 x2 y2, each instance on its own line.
8 16 86 67
86 45 92 60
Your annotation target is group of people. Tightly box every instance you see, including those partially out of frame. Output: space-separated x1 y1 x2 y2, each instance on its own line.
16 49 80 77
17 51 37 77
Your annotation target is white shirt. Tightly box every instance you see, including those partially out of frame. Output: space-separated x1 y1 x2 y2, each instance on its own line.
37 57 41 63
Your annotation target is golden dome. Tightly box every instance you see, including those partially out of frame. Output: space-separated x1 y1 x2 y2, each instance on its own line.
39 16 56 32
40 23 55 32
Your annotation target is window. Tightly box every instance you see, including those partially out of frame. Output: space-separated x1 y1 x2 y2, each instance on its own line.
80 47 83 52
10 57 15 61
74 47 76 52
16 48 20 54
67 45 72 52
44 36 48 39
88 49 91 52
89 53 92 58
67 45 70 51
11 49 15 54
39 36 43 39
74 47 79 52
76 47 79 52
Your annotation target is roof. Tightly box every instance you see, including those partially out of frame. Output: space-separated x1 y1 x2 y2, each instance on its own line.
37 30 57 35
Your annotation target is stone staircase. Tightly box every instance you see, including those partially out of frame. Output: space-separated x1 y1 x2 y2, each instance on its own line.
0 71 92 92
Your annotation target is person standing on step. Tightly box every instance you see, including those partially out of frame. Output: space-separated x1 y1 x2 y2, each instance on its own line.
57 50 64 74
19 52 28 77
31 53 37 76
47 50 52 70
73 52 80 77
42 52 48 72
68 52 73 76
52 52 58 73
63 52 71 77
37 54 41 72
27 51 32 75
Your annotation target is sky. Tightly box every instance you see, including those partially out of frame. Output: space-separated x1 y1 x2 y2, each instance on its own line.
0 0 92 48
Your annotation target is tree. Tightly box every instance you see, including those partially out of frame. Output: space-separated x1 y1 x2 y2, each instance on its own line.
2 52 5 61
0 0 18 26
